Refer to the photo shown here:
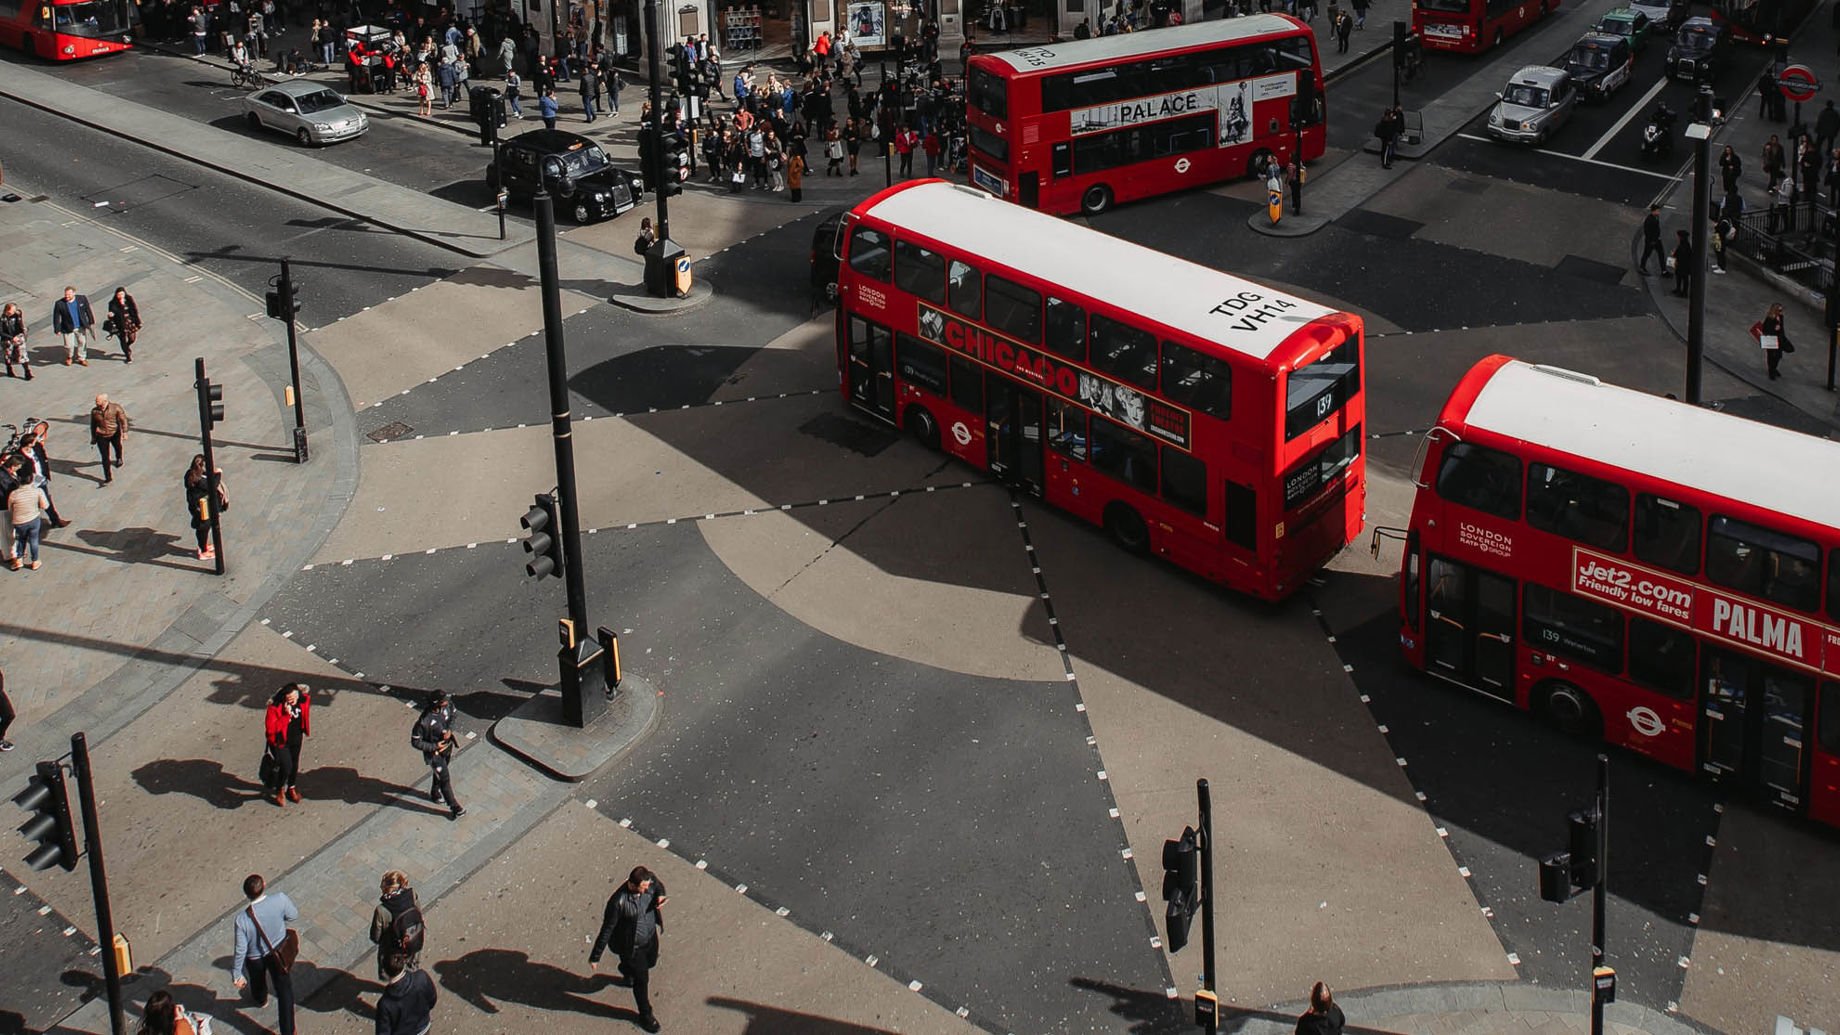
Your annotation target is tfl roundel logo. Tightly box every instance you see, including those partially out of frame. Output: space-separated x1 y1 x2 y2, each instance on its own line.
1174 157 1192 174
1626 706 1665 738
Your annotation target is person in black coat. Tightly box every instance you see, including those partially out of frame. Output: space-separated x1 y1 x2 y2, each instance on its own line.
1759 302 1793 379
588 866 668 1034
50 286 96 366
1294 981 1346 1035
1671 229 1694 296
19 423 67 528
374 953 437 1035
106 287 141 364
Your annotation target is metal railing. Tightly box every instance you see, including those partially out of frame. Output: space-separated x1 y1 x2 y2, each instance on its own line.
1730 196 1836 296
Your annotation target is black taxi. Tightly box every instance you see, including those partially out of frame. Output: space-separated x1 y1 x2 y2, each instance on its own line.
485 129 642 224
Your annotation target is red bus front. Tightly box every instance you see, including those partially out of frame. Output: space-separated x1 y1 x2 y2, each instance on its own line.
1395 356 1840 828
0 0 137 59
1413 0 1556 54
1711 0 1811 44
965 20 1327 216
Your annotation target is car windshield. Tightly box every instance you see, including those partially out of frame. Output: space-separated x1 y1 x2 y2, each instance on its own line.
294 90 347 114
52 0 131 37
1503 84 1551 107
1570 47 1611 71
559 145 611 176
1417 0 1470 12
1677 26 1714 49
1594 17 1629 33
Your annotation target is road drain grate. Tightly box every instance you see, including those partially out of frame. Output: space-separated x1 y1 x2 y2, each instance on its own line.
367 421 414 443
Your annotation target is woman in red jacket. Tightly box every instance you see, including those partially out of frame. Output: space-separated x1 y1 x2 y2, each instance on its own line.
264 683 311 806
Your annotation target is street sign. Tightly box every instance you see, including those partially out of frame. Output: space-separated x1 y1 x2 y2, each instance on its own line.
1779 64 1820 104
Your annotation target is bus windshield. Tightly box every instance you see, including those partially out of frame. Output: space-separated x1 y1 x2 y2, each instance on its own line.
1286 339 1360 439
52 0 131 36
968 67 1007 119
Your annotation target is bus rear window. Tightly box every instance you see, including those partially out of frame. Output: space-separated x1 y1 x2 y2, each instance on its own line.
969 125 1010 164
1283 425 1360 511
968 67 1008 119
1285 340 1359 440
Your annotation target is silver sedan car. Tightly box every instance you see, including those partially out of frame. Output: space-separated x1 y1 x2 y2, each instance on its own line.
242 80 369 146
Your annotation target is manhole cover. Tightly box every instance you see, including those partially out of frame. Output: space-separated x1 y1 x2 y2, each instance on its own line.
799 412 898 457
367 421 413 442
1445 177 1489 195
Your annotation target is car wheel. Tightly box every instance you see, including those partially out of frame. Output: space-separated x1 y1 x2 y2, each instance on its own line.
1247 148 1275 180
296 128 313 147
573 200 594 224
246 112 262 130
1079 184 1113 216
1104 503 1150 554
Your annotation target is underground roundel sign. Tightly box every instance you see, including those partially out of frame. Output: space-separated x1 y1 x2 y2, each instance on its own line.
1626 706 1664 738
1779 64 1821 104
1174 157 1192 174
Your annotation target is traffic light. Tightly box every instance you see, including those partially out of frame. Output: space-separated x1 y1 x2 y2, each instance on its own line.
663 146 687 197
197 376 224 428
14 762 78 873
1161 826 1199 953
1567 807 1601 889
265 278 301 321
522 492 564 579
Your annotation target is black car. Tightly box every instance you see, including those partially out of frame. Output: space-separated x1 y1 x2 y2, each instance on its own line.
809 211 843 309
485 130 641 224
1565 34 1634 101
1665 17 1729 82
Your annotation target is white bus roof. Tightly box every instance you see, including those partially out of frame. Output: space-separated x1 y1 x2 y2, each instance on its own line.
860 181 1338 363
983 15 1304 74
1461 360 1840 530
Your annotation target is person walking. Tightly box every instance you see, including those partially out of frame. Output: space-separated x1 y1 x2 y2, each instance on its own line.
1755 301 1794 379
412 690 465 820
1334 9 1352 52
1718 144 1742 196
1770 173 1794 233
0 455 20 571
825 125 844 175
231 873 300 1035
896 123 918 178
1671 228 1694 297
579 62 599 122
1351 0 1367 28
1763 133 1785 191
263 683 310 806
51 286 96 367
601 52 622 115
90 394 129 484
369 870 425 978
504 67 523 118
588 866 669 1034
1712 211 1733 273
105 287 141 364
18 423 67 530
1375 106 1402 168
1637 204 1664 274
0 666 16 751
539 87 559 130
375 953 438 1035
1817 99 1840 156
1294 981 1346 1035
787 147 805 202
1 302 29 381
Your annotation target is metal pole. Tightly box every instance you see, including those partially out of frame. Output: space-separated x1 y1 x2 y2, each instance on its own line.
532 188 591 652
72 733 125 1035
1197 778 1217 1035
195 357 226 576
280 259 308 464
643 0 670 242
1686 128 1710 404
494 138 507 241
1590 753 1608 1035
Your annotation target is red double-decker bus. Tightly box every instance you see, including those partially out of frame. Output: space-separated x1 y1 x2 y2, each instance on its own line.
964 16 1326 216
0 0 137 59
1712 0 1811 44
1392 357 1840 826
1413 0 1557 54
833 180 1365 600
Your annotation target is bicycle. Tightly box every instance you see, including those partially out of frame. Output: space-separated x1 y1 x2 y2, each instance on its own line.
230 64 264 90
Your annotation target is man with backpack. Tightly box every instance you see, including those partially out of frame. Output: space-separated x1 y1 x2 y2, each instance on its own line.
369 869 425 977
411 690 465 820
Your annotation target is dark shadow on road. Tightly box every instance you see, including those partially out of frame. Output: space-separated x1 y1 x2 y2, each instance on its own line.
132 757 268 810
1068 977 1188 1035
703 996 917 1034
431 949 626 1019
304 765 449 814
48 529 196 573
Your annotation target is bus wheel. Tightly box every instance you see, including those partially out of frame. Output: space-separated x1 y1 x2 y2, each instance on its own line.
1539 682 1601 739
1248 148 1274 180
1079 184 1113 216
1493 28 1505 48
905 406 941 451
1104 503 1150 554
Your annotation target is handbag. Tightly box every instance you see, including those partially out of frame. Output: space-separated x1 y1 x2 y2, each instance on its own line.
259 747 280 790
247 906 300 973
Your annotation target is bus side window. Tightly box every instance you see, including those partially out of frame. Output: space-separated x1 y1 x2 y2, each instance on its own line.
1052 142 1073 179
1433 442 1521 521
1089 416 1158 493
948 259 982 320
1225 481 1256 550
895 333 949 396
1045 296 1086 361
1161 447 1208 516
1525 462 1628 553
1706 515 1822 612
1628 617 1695 700
1820 682 1840 755
1828 549 1840 622
1089 313 1158 389
949 356 984 414
1046 398 1088 461
1633 494 1701 575
893 238 946 304
1161 341 1232 420
1523 584 1624 672
847 226 892 281
985 276 1042 345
